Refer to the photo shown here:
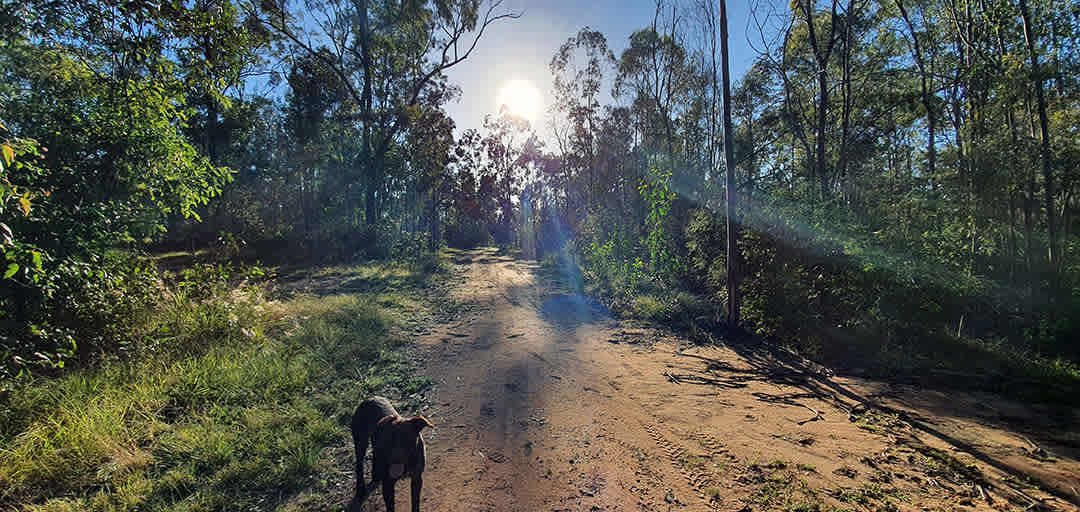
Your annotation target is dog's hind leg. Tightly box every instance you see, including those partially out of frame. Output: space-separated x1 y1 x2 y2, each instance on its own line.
410 474 422 512
382 478 396 512
352 426 369 503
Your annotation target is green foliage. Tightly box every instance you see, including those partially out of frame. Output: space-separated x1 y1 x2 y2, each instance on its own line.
685 208 728 292
2 39 233 258
0 129 48 285
0 1 253 379
581 221 643 298
2 253 149 382
0 259 439 510
638 164 682 276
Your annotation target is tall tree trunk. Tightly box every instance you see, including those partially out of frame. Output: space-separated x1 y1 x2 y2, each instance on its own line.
1007 109 1021 284
720 0 739 325
797 0 839 202
1025 103 1036 280
1019 0 1056 267
838 14 852 197
1062 185 1072 247
701 0 720 187
358 0 378 225
815 62 829 201
896 0 935 188
430 185 440 253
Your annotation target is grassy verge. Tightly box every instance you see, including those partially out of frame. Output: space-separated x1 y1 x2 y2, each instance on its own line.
0 257 451 511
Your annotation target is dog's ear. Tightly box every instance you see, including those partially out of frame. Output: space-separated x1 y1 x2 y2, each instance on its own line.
407 415 434 430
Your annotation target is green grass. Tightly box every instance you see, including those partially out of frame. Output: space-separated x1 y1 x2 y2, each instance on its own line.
679 454 707 469
743 458 899 512
0 259 448 511
629 295 668 322
910 445 987 486
828 483 904 511
743 460 840 511
850 409 905 435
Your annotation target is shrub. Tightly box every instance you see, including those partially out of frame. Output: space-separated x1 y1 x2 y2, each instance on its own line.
1 252 159 382
685 208 728 292
0 255 268 388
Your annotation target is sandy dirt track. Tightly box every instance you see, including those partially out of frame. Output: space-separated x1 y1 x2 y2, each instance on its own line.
362 248 1080 512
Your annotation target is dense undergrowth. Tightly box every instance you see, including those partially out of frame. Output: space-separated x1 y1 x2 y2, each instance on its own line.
0 252 447 511
551 198 1080 404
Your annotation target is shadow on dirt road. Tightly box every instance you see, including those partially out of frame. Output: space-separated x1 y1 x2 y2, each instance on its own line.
356 248 1079 512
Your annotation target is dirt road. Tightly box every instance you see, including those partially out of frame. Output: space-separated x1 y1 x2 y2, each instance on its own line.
371 248 1080 511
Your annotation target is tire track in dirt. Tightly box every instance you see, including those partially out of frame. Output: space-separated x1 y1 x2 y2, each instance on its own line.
688 430 732 460
641 422 725 508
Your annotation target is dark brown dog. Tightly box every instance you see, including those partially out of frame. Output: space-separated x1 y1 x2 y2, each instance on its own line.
349 396 433 512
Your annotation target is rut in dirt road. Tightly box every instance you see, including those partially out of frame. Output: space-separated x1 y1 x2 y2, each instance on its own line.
356 248 1080 512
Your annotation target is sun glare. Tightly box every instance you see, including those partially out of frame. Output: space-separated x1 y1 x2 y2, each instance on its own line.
496 79 542 122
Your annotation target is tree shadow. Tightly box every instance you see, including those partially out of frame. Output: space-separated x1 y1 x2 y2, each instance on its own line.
273 261 445 298
537 294 609 330
674 333 1080 508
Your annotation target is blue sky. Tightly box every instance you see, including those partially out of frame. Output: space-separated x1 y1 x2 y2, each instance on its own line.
442 0 773 141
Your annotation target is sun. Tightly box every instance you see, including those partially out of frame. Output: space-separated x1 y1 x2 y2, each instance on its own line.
496 79 542 122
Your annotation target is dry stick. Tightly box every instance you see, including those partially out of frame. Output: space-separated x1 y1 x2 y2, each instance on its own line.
1022 499 1051 512
1019 434 1040 450
1002 481 1045 508
790 403 824 425
667 372 749 387
1018 434 1046 457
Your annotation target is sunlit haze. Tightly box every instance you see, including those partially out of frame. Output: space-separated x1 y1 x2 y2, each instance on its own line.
496 79 543 122
443 0 760 141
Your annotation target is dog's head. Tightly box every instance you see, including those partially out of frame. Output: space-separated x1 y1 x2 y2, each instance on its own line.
377 415 434 479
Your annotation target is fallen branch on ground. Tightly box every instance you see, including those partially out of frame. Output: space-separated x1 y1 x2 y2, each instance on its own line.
788 403 824 425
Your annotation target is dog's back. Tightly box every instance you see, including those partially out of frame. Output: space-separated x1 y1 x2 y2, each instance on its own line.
353 396 398 434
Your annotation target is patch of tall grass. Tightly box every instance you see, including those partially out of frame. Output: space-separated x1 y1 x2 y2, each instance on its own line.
0 262 439 510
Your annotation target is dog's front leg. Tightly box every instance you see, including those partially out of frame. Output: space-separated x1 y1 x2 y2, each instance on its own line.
382 478 396 512
410 474 422 512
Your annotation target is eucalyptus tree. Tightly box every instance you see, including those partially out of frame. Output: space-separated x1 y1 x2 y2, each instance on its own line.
283 49 356 236
615 21 697 168
1018 0 1058 267
793 0 842 200
894 0 940 188
247 0 519 226
482 109 537 243
404 104 455 252
444 128 494 246
718 0 740 324
550 27 615 209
